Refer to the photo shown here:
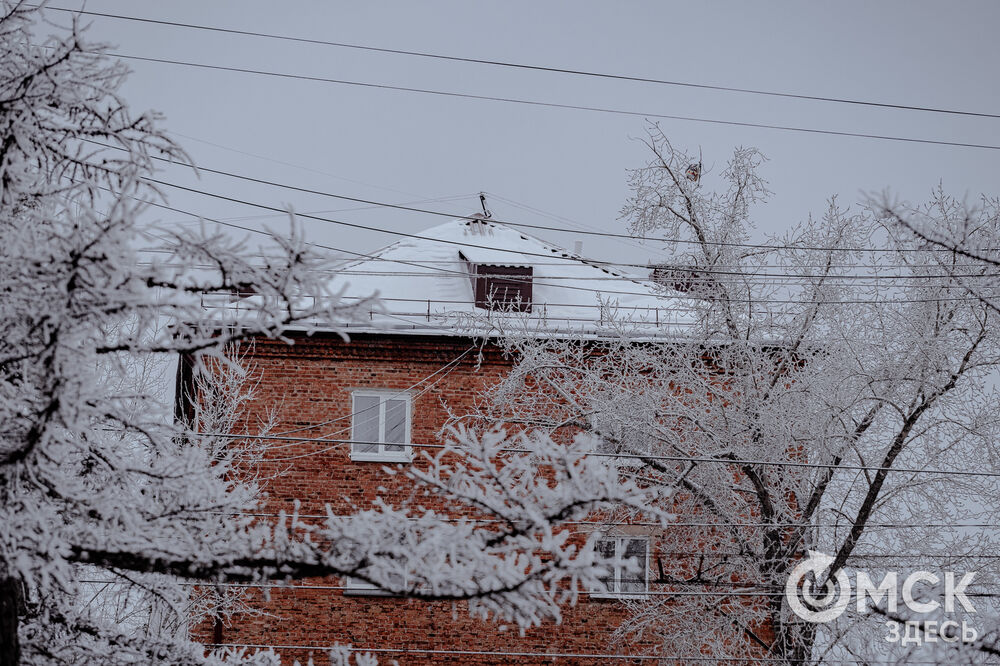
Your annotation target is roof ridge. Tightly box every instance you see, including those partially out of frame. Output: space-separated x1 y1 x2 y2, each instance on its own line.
339 217 662 295
490 219 652 287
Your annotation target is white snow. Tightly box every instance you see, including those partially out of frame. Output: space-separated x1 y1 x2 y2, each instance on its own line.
327 217 697 337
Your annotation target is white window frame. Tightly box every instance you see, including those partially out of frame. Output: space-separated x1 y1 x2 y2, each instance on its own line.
349 390 413 463
590 535 650 599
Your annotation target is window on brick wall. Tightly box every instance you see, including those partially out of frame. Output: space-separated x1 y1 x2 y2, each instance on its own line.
350 391 412 462
592 536 649 598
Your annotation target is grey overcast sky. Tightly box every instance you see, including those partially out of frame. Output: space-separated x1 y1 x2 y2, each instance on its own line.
45 1 1000 268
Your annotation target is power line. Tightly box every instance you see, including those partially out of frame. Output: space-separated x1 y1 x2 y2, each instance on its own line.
132 142 1000 256
181 431 1000 479
109 166 1000 304
105 51 1000 152
36 5 1000 121
138 251 997 271
132 246 943 269
142 177 1000 303
200 296 1000 325
208 290 1000 310
491 190 664 259
203 644 951 664
101 183 567 303
88 135 1000 257
75 150 643 279
168 131 436 201
323 270 1000 283
204 643 873 664
207 510 1000 532
323 293 1000 312
77 579 1000 599
216 345 475 441
141 178 676 294
143 198 460 227
204 308 689 333
145 251 1000 288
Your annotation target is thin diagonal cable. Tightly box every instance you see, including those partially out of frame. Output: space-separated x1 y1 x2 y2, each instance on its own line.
142 177 1000 303
86 135 1000 256
34 5 1000 120
259 346 474 447
105 51 1000 152
199 643 952 663
180 430 1000 478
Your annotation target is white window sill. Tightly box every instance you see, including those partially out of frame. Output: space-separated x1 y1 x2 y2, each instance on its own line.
350 450 413 463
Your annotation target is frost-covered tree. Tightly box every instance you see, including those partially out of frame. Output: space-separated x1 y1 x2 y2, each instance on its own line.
877 189 1000 316
463 126 1000 664
0 5 661 664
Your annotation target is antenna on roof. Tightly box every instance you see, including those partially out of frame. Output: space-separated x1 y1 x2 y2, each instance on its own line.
479 192 493 219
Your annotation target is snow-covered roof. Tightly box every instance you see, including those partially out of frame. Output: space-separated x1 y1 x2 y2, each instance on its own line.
329 216 697 338
457 246 530 267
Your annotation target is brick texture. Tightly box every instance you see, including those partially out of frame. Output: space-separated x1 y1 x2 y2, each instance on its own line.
191 332 756 664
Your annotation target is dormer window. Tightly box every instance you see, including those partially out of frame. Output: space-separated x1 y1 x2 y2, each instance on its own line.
459 250 532 312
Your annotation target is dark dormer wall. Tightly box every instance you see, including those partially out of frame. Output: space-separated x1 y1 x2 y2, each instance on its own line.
460 253 533 312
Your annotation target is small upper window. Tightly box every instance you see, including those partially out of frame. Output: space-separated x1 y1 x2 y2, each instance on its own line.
459 251 532 312
593 536 649 598
350 391 411 462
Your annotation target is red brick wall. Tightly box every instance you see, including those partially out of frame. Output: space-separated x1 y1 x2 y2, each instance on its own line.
193 332 747 664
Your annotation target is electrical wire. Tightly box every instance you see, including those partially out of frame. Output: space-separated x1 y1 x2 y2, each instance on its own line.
259 346 475 449
34 5 1000 121
125 139 1000 257
75 579 1000 599
164 257 1000 270
85 136 1000 259
266 347 474 438
312 270 1000 282
179 430 1000 479
19 13 995 644
202 644 956 664
78 156 1000 309
206 510 1000 532
139 177 695 300
168 130 439 201
489 190 664 259
209 293 1000 309
202 299 1000 335
102 51 1000 152
147 263 1000 288
139 175 1000 304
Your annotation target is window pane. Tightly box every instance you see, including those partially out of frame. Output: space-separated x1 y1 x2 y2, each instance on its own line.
596 538 616 593
621 539 647 594
352 395 380 453
384 399 407 451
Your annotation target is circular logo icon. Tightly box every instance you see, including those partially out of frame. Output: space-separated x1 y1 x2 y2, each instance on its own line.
786 550 851 623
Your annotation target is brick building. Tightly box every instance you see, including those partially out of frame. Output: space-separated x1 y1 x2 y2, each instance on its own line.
191 216 742 664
